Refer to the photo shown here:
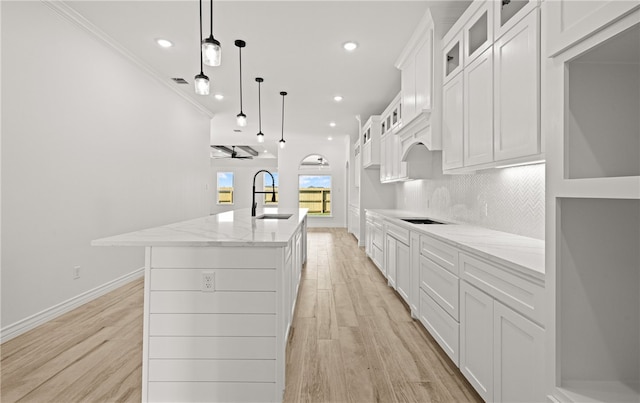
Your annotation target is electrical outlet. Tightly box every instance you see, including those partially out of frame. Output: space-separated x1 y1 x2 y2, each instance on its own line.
73 266 81 279
202 271 215 292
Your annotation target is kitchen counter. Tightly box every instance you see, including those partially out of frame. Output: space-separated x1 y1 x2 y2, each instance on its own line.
92 208 308 247
367 209 544 280
93 208 308 403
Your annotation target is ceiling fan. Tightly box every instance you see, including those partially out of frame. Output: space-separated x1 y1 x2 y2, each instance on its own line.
210 145 258 159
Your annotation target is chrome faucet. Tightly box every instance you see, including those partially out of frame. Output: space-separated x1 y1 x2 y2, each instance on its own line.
252 169 277 217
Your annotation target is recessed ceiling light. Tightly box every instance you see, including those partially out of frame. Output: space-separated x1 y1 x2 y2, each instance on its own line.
264 149 268 153
329 122 336 127
343 41 358 51
214 94 224 100
328 137 333 141
333 95 343 102
156 38 173 48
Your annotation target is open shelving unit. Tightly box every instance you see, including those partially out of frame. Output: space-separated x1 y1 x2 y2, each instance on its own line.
546 7 640 403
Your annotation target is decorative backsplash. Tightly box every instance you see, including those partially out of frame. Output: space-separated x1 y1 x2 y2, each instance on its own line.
396 163 545 239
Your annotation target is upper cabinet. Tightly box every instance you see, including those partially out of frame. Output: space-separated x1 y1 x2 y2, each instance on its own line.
353 140 361 188
362 116 382 169
545 0 640 57
441 0 542 173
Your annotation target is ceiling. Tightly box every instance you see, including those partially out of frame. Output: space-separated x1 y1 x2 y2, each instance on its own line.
65 1 470 156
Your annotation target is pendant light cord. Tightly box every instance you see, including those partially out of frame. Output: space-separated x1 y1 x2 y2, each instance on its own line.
239 47 243 113
199 0 203 73
281 94 285 141
258 81 262 132
209 0 213 35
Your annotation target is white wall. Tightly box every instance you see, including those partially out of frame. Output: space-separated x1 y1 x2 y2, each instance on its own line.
210 158 278 215
396 161 545 239
277 136 348 228
1 2 211 331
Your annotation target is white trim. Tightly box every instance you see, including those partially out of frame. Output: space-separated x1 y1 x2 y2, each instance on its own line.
41 0 214 119
0 268 144 343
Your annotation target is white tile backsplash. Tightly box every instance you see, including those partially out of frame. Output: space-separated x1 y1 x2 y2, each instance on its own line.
396 163 545 239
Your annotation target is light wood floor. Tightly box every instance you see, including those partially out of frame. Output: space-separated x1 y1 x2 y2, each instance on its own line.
1 228 482 403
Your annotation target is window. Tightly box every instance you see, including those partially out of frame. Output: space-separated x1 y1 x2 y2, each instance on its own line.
217 172 234 204
299 175 331 216
264 172 279 205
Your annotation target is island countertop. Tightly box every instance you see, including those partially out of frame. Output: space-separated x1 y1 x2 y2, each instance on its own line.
92 208 308 247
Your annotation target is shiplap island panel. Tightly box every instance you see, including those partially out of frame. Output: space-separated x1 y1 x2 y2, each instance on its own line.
93 208 308 403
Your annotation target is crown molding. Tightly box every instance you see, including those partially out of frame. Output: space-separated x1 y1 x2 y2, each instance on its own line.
41 0 215 119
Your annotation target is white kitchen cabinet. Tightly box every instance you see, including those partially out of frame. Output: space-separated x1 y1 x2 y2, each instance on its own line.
385 235 396 287
545 0 640 57
353 141 361 188
464 0 494 66
419 288 460 365
459 250 546 403
494 0 538 40
348 204 360 242
443 30 464 83
365 212 385 274
460 281 494 402
384 221 410 303
463 46 494 167
493 8 540 162
493 300 545 403
380 132 408 183
442 0 542 173
409 232 420 317
362 116 382 168
396 241 410 303
442 72 464 170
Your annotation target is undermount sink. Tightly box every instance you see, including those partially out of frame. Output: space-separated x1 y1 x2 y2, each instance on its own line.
401 218 446 225
256 214 293 220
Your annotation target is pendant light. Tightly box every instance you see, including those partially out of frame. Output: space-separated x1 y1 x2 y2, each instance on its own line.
235 40 247 127
194 0 210 95
279 91 287 149
255 77 265 143
201 0 221 66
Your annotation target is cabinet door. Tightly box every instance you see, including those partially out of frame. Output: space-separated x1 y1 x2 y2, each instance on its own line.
464 47 494 167
493 9 540 162
395 241 410 303
354 152 361 187
494 0 537 40
493 301 545 403
442 73 464 170
545 0 639 57
460 282 494 402
415 30 433 113
465 0 494 65
365 221 373 257
409 232 420 316
443 31 464 83
402 58 417 124
385 235 397 287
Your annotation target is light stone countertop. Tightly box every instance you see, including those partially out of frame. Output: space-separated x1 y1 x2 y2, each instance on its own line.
367 209 545 281
92 208 308 248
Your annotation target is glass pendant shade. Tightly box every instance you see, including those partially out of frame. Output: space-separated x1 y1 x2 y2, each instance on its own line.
194 73 210 95
257 132 265 143
236 112 247 127
279 139 286 149
202 36 221 66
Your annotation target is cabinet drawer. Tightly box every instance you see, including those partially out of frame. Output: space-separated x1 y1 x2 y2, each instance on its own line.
150 268 276 291
420 235 459 275
150 247 278 269
460 253 544 325
386 222 410 244
148 336 276 359
419 289 459 366
420 256 460 320
149 314 276 337
147 382 276 403
148 359 276 382
150 291 275 314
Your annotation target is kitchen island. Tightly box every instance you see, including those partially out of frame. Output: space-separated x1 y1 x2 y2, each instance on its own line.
92 208 308 403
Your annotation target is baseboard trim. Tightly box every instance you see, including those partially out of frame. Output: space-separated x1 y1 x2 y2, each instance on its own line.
1 267 144 343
